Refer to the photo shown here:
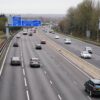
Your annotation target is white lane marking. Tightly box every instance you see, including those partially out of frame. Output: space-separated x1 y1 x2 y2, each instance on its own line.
58 53 92 79
26 90 30 100
24 77 27 87
0 39 12 76
87 96 92 100
21 58 24 68
23 68 25 76
50 80 53 85
58 94 62 100
44 70 47 74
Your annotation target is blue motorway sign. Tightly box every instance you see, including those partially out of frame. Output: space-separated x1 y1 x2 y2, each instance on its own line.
10 16 41 27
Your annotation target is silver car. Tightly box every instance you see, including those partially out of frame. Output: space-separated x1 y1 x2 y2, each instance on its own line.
81 51 91 59
11 57 21 66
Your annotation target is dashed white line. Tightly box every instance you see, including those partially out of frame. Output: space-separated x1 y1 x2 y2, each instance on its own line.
44 70 47 74
58 94 62 100
26 90 30 100
50 80 53 85
21 60 24 68
24 77 27 87
23 68 25 76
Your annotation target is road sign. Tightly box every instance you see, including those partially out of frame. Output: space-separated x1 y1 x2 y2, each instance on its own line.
12 16 22 26
10 16 41 27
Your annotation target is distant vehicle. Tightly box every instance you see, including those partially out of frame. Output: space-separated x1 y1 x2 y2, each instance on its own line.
35 44 42 49
29 33 32 36
81 51 91 59
23 32 28 35
11 57 21 66
40 40 46 44
84 79 100 97
13 42 19 47
54 35 60 39
64 38 71 44
16 34 20 38
33 30 36 33
85 47 93 54
30 57 40 68
49 30 53 33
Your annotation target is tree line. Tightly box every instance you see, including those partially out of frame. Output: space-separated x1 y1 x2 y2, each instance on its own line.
0 14 21 34
59 0 100 42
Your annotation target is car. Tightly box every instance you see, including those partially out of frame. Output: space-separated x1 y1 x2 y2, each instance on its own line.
30 57 40 68
81 51 91 59
11 57 21 66
33 30 36 33
35 44 42 49
54 35 60 39
13 42 19 47
85 47 93 54
49 30 54 33
23 32 28 35
16 34 20 38
29 33 32 36
84 79 100 97
64 38 71 44
40 40 46 44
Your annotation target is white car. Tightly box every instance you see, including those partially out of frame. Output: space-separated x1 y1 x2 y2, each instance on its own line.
54 35 60 39
81 51 91 59
16 34 21 38
30 58 40 68
11 57 21 65
85 47 93 54
64 38 71 44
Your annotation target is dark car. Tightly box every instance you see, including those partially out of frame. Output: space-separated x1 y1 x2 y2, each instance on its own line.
13 43 19 47
29 33 33 36
40 40 46 44
30 58 40 68
11 57 21 66
84 79 100 97
23 32 27 35
35 44 42 50
33 30 36 33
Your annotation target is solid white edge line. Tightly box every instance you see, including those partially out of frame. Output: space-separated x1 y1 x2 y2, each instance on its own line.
58 52 92 79
0 39 12 76
26 90 30 100
23 68 25 76
58 94 62 100
24 77 27 87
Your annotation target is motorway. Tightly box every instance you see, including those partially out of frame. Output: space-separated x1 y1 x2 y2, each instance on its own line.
41 28 100 69
0 29 100 100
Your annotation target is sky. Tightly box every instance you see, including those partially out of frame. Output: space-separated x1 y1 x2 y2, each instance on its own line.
0 0 84 14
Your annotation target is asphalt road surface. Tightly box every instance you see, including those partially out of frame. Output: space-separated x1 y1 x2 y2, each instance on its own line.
0 30 99 100
42 29 100 69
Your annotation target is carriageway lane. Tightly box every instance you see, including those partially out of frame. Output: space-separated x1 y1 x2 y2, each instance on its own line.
26 33 96 100
21 35 59 100
40 29 100 69
0 36 27 100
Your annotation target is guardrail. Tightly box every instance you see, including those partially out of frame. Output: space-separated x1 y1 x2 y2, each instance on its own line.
0 31 18 69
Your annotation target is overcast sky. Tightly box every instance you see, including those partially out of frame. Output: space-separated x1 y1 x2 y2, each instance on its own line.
0 0 84 14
